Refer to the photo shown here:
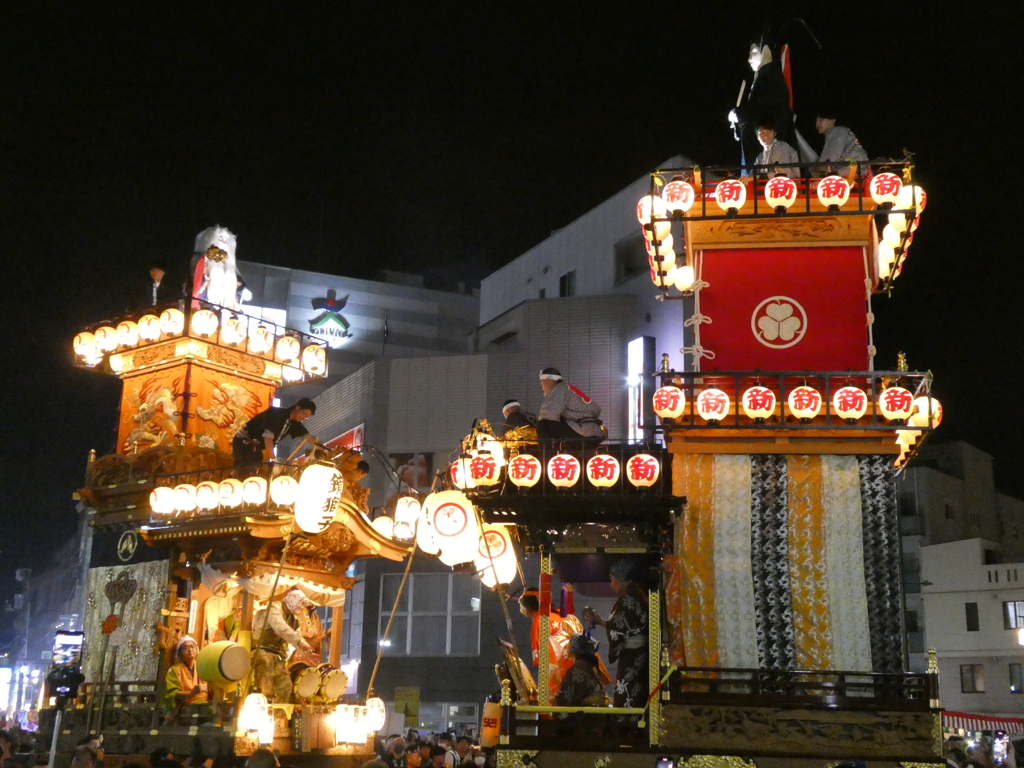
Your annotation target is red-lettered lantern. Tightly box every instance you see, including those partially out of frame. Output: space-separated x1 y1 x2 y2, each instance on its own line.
547 454 581 488
270 475 300 506
652 386 686 419
301 344 327 375
173 484 198 512
191 308 219 338
626 454 660 488
116 320 139 348
764 176 797 211
695 388 731 423
425 491 479 566
219 478 243 508
275 335 301 363
249 324 274 354
160 308 185 337
195 481 220 510
878 387 915 422
242 476 268 505
832 386 868 421
787 386 822 420
909 396 943 428
741 386 776 421
295 464 343 533
636 194 671 242
221 316 247 346
714 179 747 212
647 244 676 271
450 457 477 490
149 486 174 515
586 454 621 488
869 172 902 206
816 175 851 209
73 331 95 359
662 179 695 213
507 454 542 488
469 453 501 487
475 524 517 588
94 326 118 353
138 314 161 342
415 503 440 554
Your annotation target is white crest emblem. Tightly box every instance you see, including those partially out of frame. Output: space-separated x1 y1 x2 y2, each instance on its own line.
751 296 807 349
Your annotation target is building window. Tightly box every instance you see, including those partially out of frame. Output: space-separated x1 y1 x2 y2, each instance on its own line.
905 610 919 633
1011 663 1024 694
944 503 955 520
1003 601 1024 630
538 288 546 299
961 664 985 693
379 573 481 656
408 701 479 736
559 270 576 298
966 602 980 632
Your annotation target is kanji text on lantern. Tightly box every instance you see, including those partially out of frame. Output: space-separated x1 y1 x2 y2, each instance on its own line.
587 456 619 481
470 455 498 481
653 388 682 412
548 456 579 483
766 177 797 202
717 180 744 204
508 456 539 482
627 455 659 482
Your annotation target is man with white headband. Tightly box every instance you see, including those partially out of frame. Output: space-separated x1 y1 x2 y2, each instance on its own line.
537 367 604 446
501 398 536 435
253 587 314 701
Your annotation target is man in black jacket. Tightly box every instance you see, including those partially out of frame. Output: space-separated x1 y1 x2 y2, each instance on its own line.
232 398 318 466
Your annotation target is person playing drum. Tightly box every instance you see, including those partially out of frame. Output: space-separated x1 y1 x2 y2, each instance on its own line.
253 588 320 702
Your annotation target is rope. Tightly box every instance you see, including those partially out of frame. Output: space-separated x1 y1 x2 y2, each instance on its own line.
681 344 717 362
683 312 712 328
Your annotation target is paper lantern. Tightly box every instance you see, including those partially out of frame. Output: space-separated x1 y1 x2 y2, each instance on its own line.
94 326 118 353
282 365 304 384
645 233 674 257
695 388 731 422
671 265 695 291
424 491 479 565
190 309 219 338
895 184 927 214
218 478 243 508
662 179 695 213
507 454 542 488
415 503 440 555
393 520 414 540
249 324 274 354
137 314 161 342
909 396 943 428
764 176 797 211
472 435 506 467
787 385 822 420
371 516 395 538
149 486 175 515
395 497 421 527
195 481 220 511
238 692 274 744
160 308 185 336
832 386 868 421
476 524 517 588
73 331 95 359
173 484 198 512
647 246 676 272
741 386 776 421
242 476 268 505
636 193 668 223
116 321 139 348
869 172 902 206
469 453 501 486
295 464 343 533
270 475 299 506
586 454 621 488
547 454 581 488
714 179 747 212
816 175 851 209
334 704 370 745
108 353 126 373
878 386 915 422
626 454 660 488
653 386 686 419
450 456 477 490
220 316 247 346
881 224 903 248
365 697 387 732
301 344 327 375
276 335 301 363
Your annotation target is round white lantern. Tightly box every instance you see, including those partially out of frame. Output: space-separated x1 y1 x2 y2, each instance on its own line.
764 176 798 211
160 308 185 336
415 503 440 555
878 386 915 422
695 388 731 423
365 697 387 732
301 344 327 375
395 497 421 527
832 386 868 421
195 481 220 510
869 172 903 206
652 386 686 419
507 454 542 488
282 365 304 384
425 491 479 565
662 179 696 213
469 452 502 486
645 233 674 257
275 335 300 363
190 309 219 338
150 486 175 515
173 484 198 512
219 478 243 508
450 456 477 490
116 321 140 348
294 464 343 533
881 224 903 247
647 246 676 272
94 326 118 353
73 331 96 359
473 435 507 467
270 475 300 506
714 179 747 212
242 476 268 505
371 516 395 539
221 316 247 346
787 386 822 420
909 396 943 428
249 325 274 355
547 454 581 489
816 175 851 209
476 524 518 589
586 454 621 488
626 454 661 488
138 314 162 342
741 386 776 421
636 193 668 223
895 184 927 214
670 264 695 291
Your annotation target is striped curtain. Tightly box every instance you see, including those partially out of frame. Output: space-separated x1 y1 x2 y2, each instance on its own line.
665 454 901 673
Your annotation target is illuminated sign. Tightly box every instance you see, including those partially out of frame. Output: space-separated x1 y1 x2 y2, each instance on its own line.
309 289 354 348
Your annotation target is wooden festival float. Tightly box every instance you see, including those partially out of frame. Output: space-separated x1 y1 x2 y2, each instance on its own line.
59 299 410 766
447 160 946 768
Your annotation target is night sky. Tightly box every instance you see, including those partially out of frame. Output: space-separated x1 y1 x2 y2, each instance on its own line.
1 7 1018 610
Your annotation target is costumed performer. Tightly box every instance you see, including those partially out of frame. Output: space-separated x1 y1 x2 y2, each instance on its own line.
162 636 209 720
253 588 315 702
554 633 609 707
537 368 604 447
728 36 792 170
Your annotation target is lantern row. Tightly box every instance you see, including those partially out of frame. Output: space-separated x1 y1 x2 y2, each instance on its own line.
451 451 662 490
653 384 943 426
73 308 327 379
876 184 927 281
238 692 387 747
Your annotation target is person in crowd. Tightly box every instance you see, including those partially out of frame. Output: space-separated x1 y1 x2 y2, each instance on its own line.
554 634 609 707
500 399 536 436
536 368 604 447
162 636 209 720
136 261 177 310
253 588 315 701
0 731 13 768
382 738 406 768
752 119 799 178
437 734 458 768
70 745 101 768
232 398 318 466
428 747 446 768
417 742 432 767
454 737 473 765
150 748 172 768
404 747 422 768
582 560 650 708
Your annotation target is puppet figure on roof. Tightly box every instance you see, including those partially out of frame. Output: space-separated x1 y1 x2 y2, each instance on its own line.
191 226 250 311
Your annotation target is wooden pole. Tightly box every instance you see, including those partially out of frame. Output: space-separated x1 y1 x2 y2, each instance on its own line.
329 605 343 668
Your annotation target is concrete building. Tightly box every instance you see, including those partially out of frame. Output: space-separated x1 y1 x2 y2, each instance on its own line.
920 538 1024 717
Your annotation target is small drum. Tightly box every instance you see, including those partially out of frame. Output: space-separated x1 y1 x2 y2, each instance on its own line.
196 641 251 687
292 664 321 699
319 665 349 701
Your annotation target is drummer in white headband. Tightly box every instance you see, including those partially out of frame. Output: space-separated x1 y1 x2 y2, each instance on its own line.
253 587 314 702
537 367 604 447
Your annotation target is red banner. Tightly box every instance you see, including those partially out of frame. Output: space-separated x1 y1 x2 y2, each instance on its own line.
696 246 869 372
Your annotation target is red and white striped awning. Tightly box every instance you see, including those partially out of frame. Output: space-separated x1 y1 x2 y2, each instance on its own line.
943 710 1024 733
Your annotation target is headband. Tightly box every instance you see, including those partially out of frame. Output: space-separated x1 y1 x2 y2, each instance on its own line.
539 372 562 381
502 400 520 413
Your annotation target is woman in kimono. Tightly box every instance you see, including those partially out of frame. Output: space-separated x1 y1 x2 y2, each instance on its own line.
582 560 649 708
553 634 608 707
